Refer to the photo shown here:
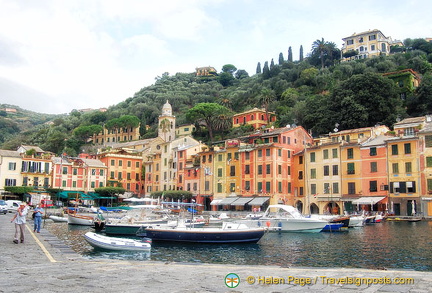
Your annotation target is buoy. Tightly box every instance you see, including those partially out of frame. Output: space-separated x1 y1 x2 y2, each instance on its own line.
266 221 271 227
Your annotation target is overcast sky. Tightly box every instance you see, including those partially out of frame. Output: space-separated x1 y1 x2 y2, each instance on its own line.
0 0 431 114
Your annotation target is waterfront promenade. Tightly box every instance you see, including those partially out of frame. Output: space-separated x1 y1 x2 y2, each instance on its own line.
1 214 431 293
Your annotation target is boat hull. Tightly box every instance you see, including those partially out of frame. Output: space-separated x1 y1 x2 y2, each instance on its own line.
49 215 68 222
238 218 327 232
145 223 265 243
84 232 151 251
68 213 95 226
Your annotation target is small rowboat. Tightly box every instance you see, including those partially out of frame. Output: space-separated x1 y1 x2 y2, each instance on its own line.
49 215 68 222
84 232 151 251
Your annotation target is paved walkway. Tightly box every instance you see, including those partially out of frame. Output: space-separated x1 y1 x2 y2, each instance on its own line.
1 213 431 293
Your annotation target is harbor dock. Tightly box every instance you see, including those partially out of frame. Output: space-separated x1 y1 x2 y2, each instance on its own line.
1 214 431 293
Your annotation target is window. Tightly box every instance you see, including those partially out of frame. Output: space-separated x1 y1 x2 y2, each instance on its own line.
5 178 17 186
392 163 399 174
110 171 114 179
348 182 356 194
218 154 223 161
311 169 316 179
405 162 412 174
230 183 235 192
370 162 378 172
288 182 292 193
111 160 115 166
257 182 263 193
205 181 210 191
73 168 78 175
287 166 291 175
298 171 303 180
299 156 303 164
332 182 339 194
278 165 282 175
92 169 96 175
427 157 432 167
245 152 250 160
310 152 316 162
118 172 122 180
91 182 95 188
258 150 262 157
347 39 354 45
217 168 222 177
371 44 375 51
245 181 250 191
119 160 123 166
407 181 416 193
8 162 16 171
217 183 222 193
265 182 271 193
425 136 432 147
323 149 329 159
369 147 377 156
369 34 376 41
324 165 330 176
391 145 398 155
404 143 411 154
258 165 263 175
127 173 131 180
278 149 282 157
62 167 68 174
324 183 330 194
311 184 316 195
332 148 338 158
347 163 355 174
136 162 140 168
245 165 250 174
427 179 432 192
347 148 354 159
278 182 282 193
266 149 270 156
266 164 271 174
62 180 66 187
127 161 131 167
369 181 377 192
332 165 339 175
230 166 235 176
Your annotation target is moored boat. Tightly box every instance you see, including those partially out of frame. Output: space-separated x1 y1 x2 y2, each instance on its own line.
84 232 151 251
68 213 95 226
144 222 266 243
238 205 328 232
49 215 68 222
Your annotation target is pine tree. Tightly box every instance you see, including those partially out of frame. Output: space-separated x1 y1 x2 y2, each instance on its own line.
288 46 293 62
278 52 284 65
256 62 261 74
300 45 304 62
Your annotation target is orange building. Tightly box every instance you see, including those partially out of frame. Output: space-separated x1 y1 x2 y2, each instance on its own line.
232 108 276 130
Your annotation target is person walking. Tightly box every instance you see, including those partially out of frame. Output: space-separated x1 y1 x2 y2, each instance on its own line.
33 204 43 233
11 202 28 244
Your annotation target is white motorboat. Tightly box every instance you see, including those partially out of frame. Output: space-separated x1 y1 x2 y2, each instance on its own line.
237 205 328 232
84 232 151 251
49 215 68 222
348 215 366 227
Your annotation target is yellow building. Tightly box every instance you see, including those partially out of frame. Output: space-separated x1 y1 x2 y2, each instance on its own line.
305 142 342 215
341 29 401 61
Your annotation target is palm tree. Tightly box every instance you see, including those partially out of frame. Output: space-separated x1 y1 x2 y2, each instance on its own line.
258 88 276 124
312 38 329 69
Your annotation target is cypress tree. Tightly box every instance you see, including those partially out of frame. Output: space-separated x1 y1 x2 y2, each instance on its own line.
256 62 261 74
300 45 304 61
270 58 275 70
278 52 284 65
262 61 270 79
288 46 293 62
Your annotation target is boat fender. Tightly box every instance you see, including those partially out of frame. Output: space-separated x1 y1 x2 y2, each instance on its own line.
266 221 271 228
278 221 282 228
257 221 261 227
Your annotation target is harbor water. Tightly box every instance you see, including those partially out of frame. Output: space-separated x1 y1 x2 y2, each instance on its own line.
43 219 432 272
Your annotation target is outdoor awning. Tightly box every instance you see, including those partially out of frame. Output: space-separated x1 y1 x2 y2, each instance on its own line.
352 196 386 205
218 197 239 205
247 197 270 206
231 197 254 206
210 199 222 205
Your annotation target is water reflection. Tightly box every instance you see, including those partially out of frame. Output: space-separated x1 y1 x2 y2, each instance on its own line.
44 220 432 271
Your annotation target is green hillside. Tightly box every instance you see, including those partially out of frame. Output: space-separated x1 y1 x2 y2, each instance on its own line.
2 37 432 155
